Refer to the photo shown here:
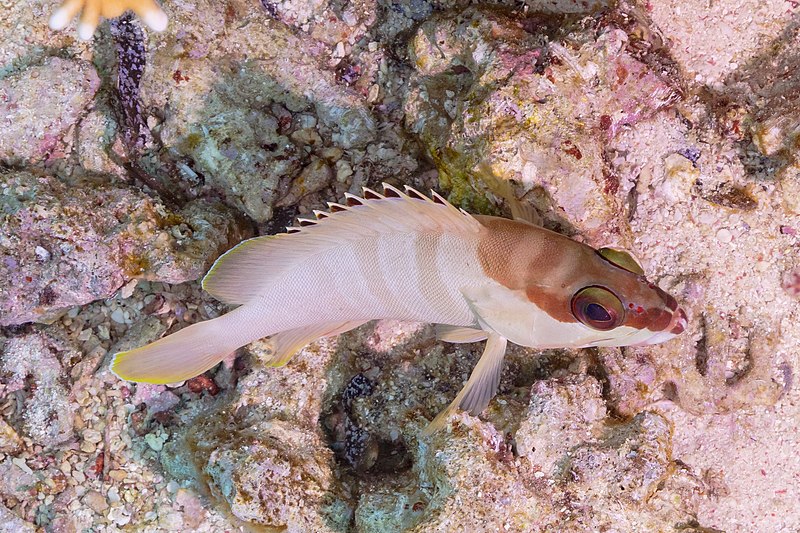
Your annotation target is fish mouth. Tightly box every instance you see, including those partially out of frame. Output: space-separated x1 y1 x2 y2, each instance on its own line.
636 307 688 346
669 307 688 335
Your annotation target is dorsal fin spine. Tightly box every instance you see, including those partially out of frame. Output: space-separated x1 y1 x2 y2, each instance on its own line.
381 183 405 198
362 187 384 200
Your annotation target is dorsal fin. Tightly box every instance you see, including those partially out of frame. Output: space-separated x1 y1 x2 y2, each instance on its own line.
202 183 483 304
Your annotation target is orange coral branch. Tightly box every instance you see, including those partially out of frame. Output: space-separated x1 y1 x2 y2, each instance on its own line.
49 0 168 40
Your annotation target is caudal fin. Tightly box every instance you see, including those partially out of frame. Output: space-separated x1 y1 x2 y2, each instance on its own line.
111 306 261 384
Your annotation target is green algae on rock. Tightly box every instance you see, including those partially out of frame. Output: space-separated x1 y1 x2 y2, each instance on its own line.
159 337 351 531
140 1 376 223
404 7 679 242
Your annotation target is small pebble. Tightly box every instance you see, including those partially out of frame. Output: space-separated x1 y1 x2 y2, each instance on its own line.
82 428 102 444
111 308 126 324
342 10 358 26
108 469 127 482
97 324 110 340
83 490 109 514
34 245 51 261
12 457 33 474
716 228 733 243
145 433 165 451
73 469 86 484
108 505 131 526
107 487 121 503
120 279 138 299
335 160 353 182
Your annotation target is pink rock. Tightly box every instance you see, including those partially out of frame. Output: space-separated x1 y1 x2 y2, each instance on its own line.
405 7 680 243
0 171 249 326
0 331 76 447
0 57 100 164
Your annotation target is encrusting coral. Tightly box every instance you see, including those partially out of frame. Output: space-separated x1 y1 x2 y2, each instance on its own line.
49 0 168 40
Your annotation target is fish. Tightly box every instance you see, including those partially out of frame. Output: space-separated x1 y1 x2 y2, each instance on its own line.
112 183 687 433
49 0 168 40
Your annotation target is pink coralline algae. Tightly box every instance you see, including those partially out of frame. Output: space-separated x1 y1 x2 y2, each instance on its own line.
0 58 100 165
0 171 249 326
404 7 680 242
784 269 800 299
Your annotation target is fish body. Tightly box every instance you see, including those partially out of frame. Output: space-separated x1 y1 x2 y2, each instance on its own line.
112 184 686 432
244 229 484 331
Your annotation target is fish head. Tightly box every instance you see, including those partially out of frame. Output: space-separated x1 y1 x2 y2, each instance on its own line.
564 247 688 348
474 217 687 349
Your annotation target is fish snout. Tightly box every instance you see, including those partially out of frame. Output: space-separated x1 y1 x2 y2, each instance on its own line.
636 306 688 346
669 307 688 335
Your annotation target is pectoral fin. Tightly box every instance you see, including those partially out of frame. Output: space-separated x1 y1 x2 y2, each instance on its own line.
261 320 367 367
435 325 489 343
423 333 508 435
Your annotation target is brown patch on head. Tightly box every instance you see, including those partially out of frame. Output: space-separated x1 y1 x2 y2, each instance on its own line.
475 216 588 323
620 281 683 332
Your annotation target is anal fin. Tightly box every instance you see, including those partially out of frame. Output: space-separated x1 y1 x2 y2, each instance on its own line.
423 333 508 435
261 320 367 367
435 325 489 344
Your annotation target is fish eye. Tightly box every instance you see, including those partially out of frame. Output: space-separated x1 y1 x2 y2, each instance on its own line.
598 247 645 276
571 286 625 331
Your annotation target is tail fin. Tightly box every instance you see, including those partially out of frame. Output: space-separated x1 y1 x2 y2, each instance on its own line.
111 305 264 384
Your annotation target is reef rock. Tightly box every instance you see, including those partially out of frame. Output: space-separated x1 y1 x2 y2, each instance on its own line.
515 374 607 472
203 420 344 531
556 411 672 504
326 324 698 532
410 405 681 532
141 0 376 223
163 337 350 531
0 502 35 533
405 7 679 242
0 57 100 165
0 330 77 448
0 171 249 325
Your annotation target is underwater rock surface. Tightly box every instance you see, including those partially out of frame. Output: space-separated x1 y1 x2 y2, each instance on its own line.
0 57 100 165
0 171 249 325
0 0 798 532
404 6 679 242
